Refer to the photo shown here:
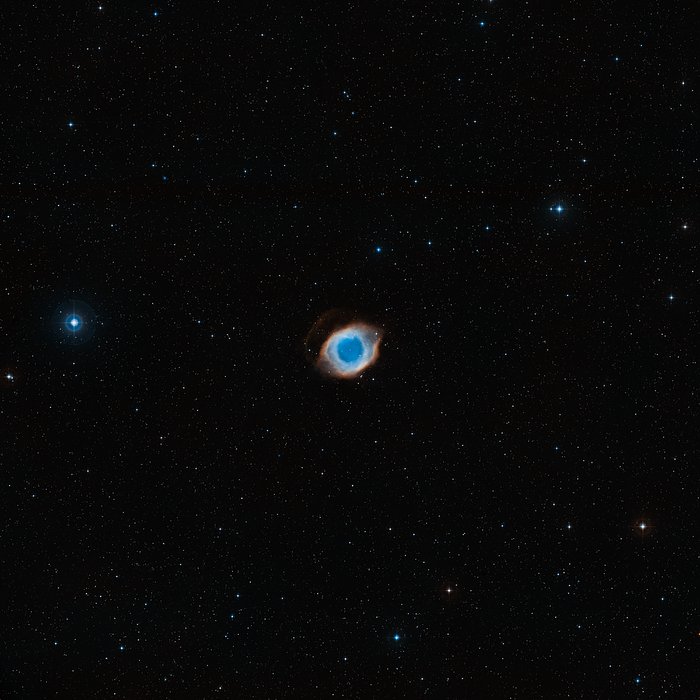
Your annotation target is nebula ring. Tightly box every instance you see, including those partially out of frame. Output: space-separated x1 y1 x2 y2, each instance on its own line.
317 322 383 379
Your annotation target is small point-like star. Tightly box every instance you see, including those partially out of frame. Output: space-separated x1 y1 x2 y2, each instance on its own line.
393 633 400 641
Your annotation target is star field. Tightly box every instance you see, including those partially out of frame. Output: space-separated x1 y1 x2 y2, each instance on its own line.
0 2 697 698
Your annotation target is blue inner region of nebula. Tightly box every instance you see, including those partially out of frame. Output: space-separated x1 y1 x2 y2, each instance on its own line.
326 327 373 373
337 336 363 363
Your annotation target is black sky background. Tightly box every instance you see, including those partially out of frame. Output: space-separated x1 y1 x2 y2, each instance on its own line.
1 1 698 698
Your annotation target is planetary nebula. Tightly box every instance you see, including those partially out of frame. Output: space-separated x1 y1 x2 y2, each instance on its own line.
317 322 383 379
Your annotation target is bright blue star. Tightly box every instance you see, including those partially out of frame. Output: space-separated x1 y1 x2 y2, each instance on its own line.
550 204 565 214
393 633 400 641
634 676 641 684
66 315 82 332
375 246 382 253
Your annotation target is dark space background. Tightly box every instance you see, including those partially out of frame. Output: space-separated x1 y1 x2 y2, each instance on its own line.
1 1 697 698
